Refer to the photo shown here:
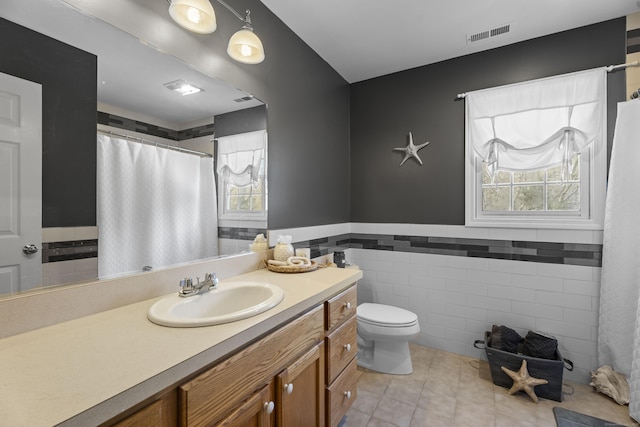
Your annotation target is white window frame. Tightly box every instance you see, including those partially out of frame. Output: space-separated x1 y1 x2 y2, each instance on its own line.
464 75 607 230
216 130 268 222
217 164 268 221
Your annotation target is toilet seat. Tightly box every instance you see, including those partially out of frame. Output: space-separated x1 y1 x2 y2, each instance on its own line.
357 303 418 328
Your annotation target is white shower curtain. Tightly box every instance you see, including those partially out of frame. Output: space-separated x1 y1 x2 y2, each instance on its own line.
97 134 218 279
597 100 640 421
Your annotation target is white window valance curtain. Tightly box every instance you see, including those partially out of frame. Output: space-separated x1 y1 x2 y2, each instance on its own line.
466 68 606 178
216 130 266 186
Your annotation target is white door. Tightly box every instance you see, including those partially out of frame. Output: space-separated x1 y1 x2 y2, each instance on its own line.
0 71 42 295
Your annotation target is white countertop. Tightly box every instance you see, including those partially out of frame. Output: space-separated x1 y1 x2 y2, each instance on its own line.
0 267 362 427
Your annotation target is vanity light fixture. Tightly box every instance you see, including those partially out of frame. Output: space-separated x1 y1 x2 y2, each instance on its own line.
226 10 265 64
168 0 217 34
163 79 204 96
167 0 265 64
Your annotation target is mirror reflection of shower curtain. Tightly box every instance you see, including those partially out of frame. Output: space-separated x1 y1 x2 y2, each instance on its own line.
597 100 640 422
97 134 218 279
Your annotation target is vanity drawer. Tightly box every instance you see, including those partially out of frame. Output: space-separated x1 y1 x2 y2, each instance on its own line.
325 285 357 332
325 316 357 384
326 358 358 427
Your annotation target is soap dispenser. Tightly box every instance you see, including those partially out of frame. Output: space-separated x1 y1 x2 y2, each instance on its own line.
273 235 294 261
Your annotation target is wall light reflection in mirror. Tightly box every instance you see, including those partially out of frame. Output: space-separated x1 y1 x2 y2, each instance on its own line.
168 0 265 64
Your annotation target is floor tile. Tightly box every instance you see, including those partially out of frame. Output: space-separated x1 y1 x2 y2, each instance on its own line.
344 344 640 427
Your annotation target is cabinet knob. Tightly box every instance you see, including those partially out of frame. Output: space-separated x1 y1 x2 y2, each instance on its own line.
344 302 351 310
263 401 275 414
344 390 352 399
343 343 351 352
284 383 294 395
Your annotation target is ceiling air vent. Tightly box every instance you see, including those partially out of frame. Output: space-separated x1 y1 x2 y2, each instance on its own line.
466 23 512 44
234 96 254 103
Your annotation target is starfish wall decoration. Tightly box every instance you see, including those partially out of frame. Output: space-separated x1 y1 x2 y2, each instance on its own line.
501 360 549 403
393 132 430 166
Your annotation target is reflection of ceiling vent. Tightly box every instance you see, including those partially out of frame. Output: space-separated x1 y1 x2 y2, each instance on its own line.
467 23 512 44
234 96 254 103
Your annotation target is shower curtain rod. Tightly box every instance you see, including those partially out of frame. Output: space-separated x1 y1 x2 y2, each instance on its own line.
97 128 213 158
455 61 640 99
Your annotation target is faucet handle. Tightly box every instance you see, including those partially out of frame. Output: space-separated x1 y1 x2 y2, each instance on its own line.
206 272 218 288
180 277 192 290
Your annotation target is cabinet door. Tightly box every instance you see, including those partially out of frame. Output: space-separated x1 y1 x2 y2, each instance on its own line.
276 342 325 427
216 383 274 427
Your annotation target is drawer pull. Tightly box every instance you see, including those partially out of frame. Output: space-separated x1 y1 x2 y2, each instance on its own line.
284 383 294 395
344 302 352 310
263 401 275 414
343 343 352 352
344 390 352 399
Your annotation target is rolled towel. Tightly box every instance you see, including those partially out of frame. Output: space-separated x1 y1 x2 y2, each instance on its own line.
287 256 311 266
267 259 288 266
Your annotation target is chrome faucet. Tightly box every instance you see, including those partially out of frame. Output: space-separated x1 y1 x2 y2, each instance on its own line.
178 272 218 297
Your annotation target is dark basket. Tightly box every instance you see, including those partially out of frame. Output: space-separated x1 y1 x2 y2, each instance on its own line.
474 331 573 402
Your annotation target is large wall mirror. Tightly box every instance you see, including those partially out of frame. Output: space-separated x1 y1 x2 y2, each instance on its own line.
0 0 267 298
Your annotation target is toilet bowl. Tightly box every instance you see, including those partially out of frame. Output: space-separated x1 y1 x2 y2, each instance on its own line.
356 303 420 375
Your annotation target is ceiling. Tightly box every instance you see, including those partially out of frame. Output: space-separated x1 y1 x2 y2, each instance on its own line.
259 0 640 83
3 1 639 126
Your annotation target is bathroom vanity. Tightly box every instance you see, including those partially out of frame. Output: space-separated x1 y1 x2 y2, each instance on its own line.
0 266 362 427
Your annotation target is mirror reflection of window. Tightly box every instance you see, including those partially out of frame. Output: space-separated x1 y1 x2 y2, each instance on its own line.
216 130 268 221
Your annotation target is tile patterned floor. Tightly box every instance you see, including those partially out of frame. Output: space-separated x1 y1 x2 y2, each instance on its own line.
342 344 638 427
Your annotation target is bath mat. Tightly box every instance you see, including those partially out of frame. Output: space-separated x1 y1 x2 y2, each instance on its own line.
553 407 624 427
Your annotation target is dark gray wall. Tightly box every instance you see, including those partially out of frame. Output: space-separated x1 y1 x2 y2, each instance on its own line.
0 1 352 231
350 18 626 225
182 0 351 230
0 17 97 228
215 104 267 137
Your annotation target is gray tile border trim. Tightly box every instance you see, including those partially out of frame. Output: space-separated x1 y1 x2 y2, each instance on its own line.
293 233 602 267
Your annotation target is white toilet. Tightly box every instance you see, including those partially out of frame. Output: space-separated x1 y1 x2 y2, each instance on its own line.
356 303 421 375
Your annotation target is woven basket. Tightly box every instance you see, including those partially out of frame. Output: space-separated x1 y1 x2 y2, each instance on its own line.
265 260 318 273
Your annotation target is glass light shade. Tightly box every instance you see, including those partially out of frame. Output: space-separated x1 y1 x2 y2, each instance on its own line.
169 0 216 34
227 29 265 64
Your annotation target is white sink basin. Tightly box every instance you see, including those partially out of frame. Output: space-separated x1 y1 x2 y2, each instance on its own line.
148 281 284 327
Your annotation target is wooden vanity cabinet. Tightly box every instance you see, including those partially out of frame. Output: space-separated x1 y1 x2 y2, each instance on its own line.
324 285 358 427
179 304 325 427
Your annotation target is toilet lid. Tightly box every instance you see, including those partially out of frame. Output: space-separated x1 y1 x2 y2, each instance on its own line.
357 303 418 327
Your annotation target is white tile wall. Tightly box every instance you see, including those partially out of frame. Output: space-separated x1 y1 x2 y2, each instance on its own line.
348 246 601 384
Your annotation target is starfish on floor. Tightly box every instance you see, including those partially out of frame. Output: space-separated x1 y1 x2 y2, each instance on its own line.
393 132 429 166
501 360 548 403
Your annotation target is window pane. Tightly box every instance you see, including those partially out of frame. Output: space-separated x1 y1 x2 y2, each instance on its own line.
548 183 580 211
514 169 544 183
482 164 510 184
482 186 510 211
251 196 262 210
237 195 250 210
547 154 581 182
570 155 580 180
237 185 251 195
228 195 238 210
513 185 543 210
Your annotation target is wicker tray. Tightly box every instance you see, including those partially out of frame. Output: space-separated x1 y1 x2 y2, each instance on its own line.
265 260 318 273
